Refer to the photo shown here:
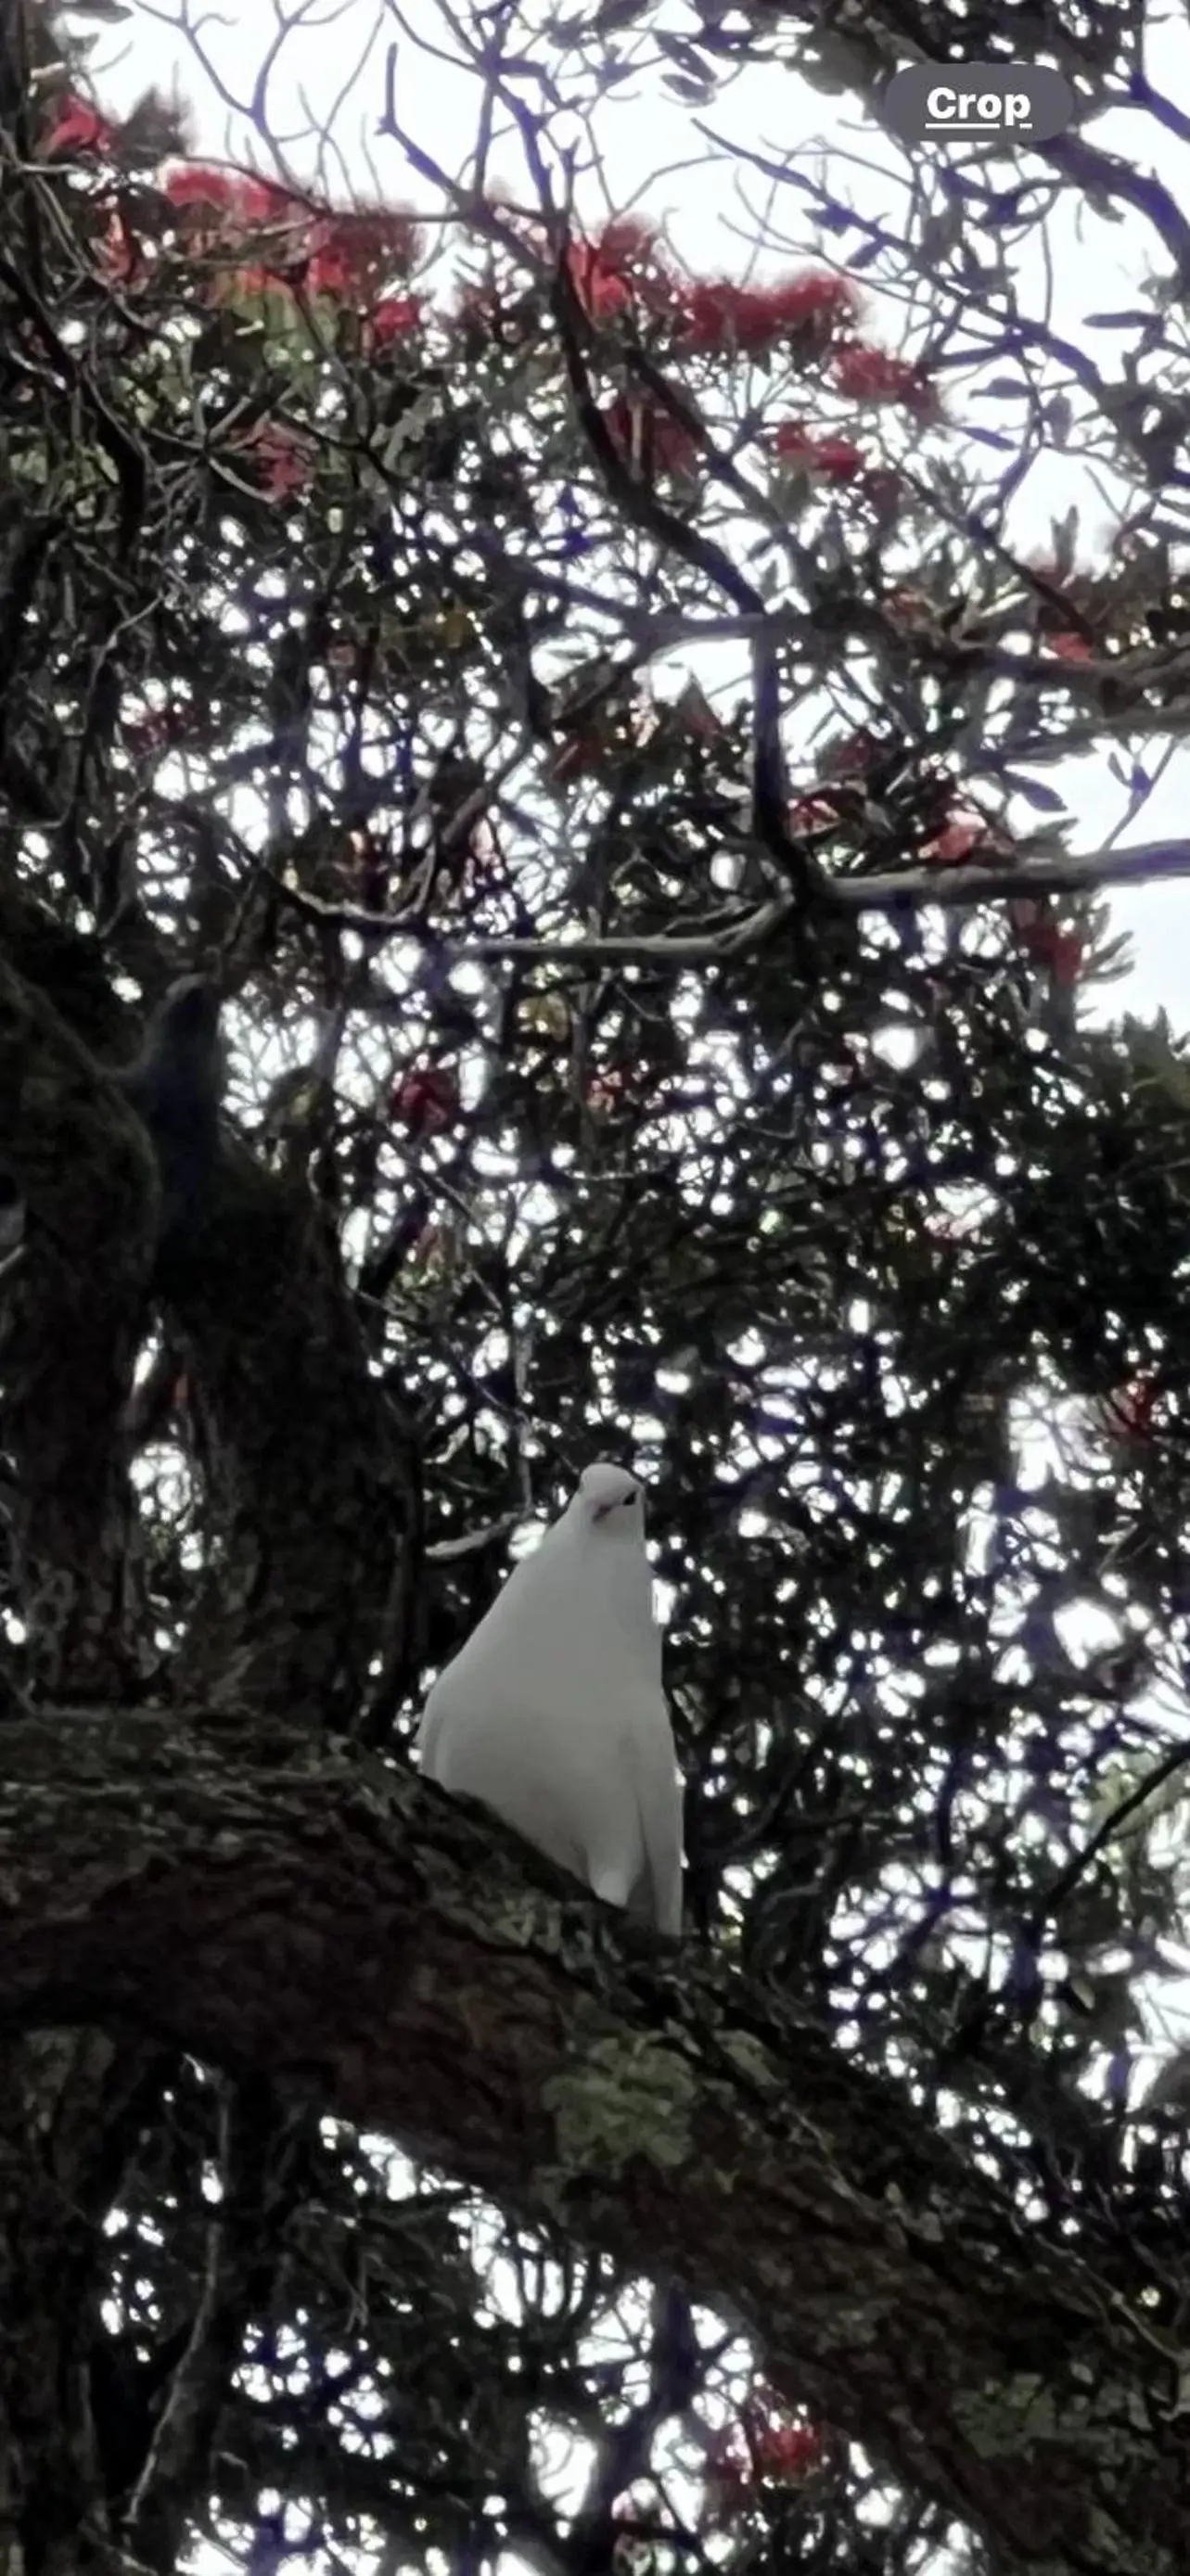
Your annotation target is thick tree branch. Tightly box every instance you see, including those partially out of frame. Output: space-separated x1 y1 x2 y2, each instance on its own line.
0 958 157 1695
162 1147 415 1731
273 836 1190 976
0 1711 1186 2576
0 937 412 1728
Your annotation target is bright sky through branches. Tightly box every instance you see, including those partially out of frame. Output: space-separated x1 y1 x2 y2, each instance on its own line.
88 0 1190 1031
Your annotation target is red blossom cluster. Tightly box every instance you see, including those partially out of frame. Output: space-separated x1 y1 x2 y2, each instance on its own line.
830 342 937 414
1098 1374 1158 1444
825 729 882 778
45 97 935 436
43 93 114 156
563 220 935 419
749 2422 824 2480
563 223 858 362
74 145 426 339
45 89 940 537
682 268 856 354
391 1067 460 1137
367 296 421 346
161 163 288 221
914 810 1085 981
787 792 848 832
157 163 424 324
567 217 673 320
1008 896 1084 984
920 807 1014 866
236 421 312 498
772 419 865 480
121 707 173 759
305 204 423 297
601 389 697 478
706 2402 825 2521
883 586 935 629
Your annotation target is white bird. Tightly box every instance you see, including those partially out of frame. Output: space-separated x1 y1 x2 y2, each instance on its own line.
417 1462 684 1935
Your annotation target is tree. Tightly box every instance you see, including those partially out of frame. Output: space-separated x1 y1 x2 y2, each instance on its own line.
4 3 1190 2571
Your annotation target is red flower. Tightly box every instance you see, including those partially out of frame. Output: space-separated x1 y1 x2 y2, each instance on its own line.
680 282 730 348
44 95 114 156
164 164 235 208
788 792 846 831
832 343 936 414
568 219 671 322
862 465 903 512
100 211 139 280
1048 929 1085 986
602 391 697 478
164 164 282 218
750 2422 824 2481
122 708 173 757
1014 912 1084 983
828 729 880 776
684 284 774 352
1098 1375 1158 1443
596 217 665 272
772 420 864 479
568 243 632 321
682 268 854 355
586 1071 628 1112
307 247 352 295
704 2406 825 2524
241 175 295 221
238 423 311 497
1048 631 1094 661
391 1067 459 1135
163 166 305 300
922 810 992 866
770 270 857 336
163 175 424 313
883 586 933 627
368 294 422 343
304 205 423 295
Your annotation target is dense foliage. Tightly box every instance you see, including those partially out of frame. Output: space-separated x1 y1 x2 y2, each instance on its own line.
4 2 1190 2570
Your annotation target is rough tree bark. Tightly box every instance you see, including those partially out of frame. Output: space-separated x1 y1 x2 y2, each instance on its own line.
0 1709 1187 2576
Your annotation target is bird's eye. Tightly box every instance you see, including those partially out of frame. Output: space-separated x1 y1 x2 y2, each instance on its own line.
621 1490 637 1508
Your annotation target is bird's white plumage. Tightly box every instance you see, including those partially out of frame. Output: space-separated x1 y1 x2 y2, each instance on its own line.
416 1463 684 1935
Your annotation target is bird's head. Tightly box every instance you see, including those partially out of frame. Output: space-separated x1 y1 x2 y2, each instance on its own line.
572 1461 646 1537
